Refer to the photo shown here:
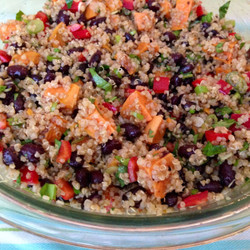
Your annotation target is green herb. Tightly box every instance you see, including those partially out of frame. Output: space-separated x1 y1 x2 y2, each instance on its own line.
201 12 213 23
115 35 121 44
20 139 33 145
245 177 250 183
88 97 95 104
173 141 179 157
73 187 80 195
63 129 70 137
47 55 61 62
186 53 202 62
115 165 128 187
148 78 153 89
212 119 236 128
235 34 241 40
193 134 198 144
54 48 61 53
66 0 73 9
122 7 131 16
202 142 226 157
195 85 209 95
240 142 249 152
16 10 24 21
207 114 218 124
40 183 57 200
173 30 181 37
26 19 44 35
7 118 24 127
55 139 62 151
16 174 21 185
215 160 224 166
73 76 80 82
104 96 118 102
216 43 224 53
113 68 122 78
234 159 239 167
191 189 199 195
116 125 121 133
222 20 235 30
13 93 19 101
89 68 112 92
181 72 193 79
50 102 57 112
72 136 86 144
3 40 10 44
165 65 171 72
129 54 141 62
115 156 130 166
219 1 231 19
215 106 232 116
148 129 155 138
129 30 137 36
0 86 6 93
189 109 196 114
131 112 144 120
240 42 245 50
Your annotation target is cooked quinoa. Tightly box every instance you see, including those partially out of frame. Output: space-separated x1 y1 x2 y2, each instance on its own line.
0 0 249 215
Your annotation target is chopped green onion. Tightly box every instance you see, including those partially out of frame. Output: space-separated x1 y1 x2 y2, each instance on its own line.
55 139 62 150
3 40 10 44
26 19 44 35
226 71 248 94
191 189 199 195
235 34 241 40
131 112 144 120
73 76 80 82
189 109 196 114
104 96 118 102
0 86 6 93
207 114 218 123
14 93 19 101
88 97 95 104
113 68 122 78
148 129 155 138
240 42 245 50
173 141 179 157
122 7 131 16
165 65 171 72
129 30 137 36
202 142 226 157
115 165 128 187
173 30 181 37
215 106 232 116
201 12 213 23
47 55 61 62
40 183 57 200
193 134 198 144
219 1 231 19
115 156 130 166
234 159 239 167
215 43 224 53
7 118 24 127
148 78 153 89
66 0 73 9
240 142 249 152
222 20 235 30
53 48 61 53
195 85 209 95
72 136 86 144
16 10 24 21
89 68 112 92
115 35 121 44
50 102 57 112
129 54 141 62
116 125 121 133
245 177 250 183
20 139 33 145
73 187 81 195
181 72 193 79
212 119 236 128
63 129 70 137
16 174 21 185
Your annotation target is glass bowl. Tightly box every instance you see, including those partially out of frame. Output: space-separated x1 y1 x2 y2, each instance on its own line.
0 0 249 248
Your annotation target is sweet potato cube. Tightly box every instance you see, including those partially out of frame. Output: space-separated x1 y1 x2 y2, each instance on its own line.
105 0 123 12
12 51 40 65
0 21 22 41
115 52 138 75
49 22 67 48
85 0 101 20
137 42 150 55
161 0 172 18
133 12 154 31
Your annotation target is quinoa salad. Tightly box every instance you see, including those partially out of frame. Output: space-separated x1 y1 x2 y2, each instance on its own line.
0 0 249 215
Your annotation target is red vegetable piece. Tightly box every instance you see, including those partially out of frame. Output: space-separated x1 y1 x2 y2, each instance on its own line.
228 32 236 36
56 140 72 164
62 1 82 13
247 72 250 91
0 50 11 64
68 24 82 32
72 29 91 40
0 144 3 153
230 114 250 131
180 191 208 208
123 0 134 10
55 179 74 200
103 102 119 114
153 76 170 94
35 11 48 24
205 130 230 143
192 78 204 87
20 166 39 185
128 156 138 182
0 113 7 130
217 79 233 95
78 53 86 62
196 5 204 17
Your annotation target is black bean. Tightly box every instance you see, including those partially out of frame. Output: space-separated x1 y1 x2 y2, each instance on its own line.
171 94 183 106
77 13 88 24
147 0 160 11
3 147 22 169
30 74 42 83
179 123 190 134
180 63 194 74
56 10 70 25
7 65 28 80
219 161 236 188
20 143 45 163
121 123 142 141
178 144 197 158
39 178 53 187
88 191 102 200
69 151 84 168
71 108 79 119
79 62 88 73
171 53 186 66
59 65 70 75
147 62 154 74
14 94 25 113
101 139 122 155
125 32 135 42
105 28 115 34
90 170 104 184
179 169 187 185
1 83 15 105
68 47 85 55
0 132 4 139
197 180 223 193
170 74 183 89
201 22 211 31
183 75 195 86
75 168 90 188
129 76 145 89
161 192 178 207
205 29 219 38
89 17 106 27
106 76 120 87
148 144 162 151
89 50 102 67
163 31 177 45
44 72 56 83
10 42 25 49
182 101 195 111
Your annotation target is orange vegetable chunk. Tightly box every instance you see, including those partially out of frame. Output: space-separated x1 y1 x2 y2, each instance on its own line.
49 22 67 48
12 51 40 65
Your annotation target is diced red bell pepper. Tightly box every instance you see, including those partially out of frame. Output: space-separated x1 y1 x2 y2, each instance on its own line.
62 1 82 13
205 130 231 143
179 191 208 208
55 178 74 200
71 29 91 40
103 102 119 114
0 113 7 130
229 32 236 36
230 114 250 131
196 5 204 17
192 78 204 87
217 79 233 95
0 144 3 153
78 53 86 62
123 0 134 10
35 11 48 24
153 76 170 94
20 166 39 185
128 157 138 183
68 24 82 33
0 50 11 64
56 140 72 164
246 72 250 91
